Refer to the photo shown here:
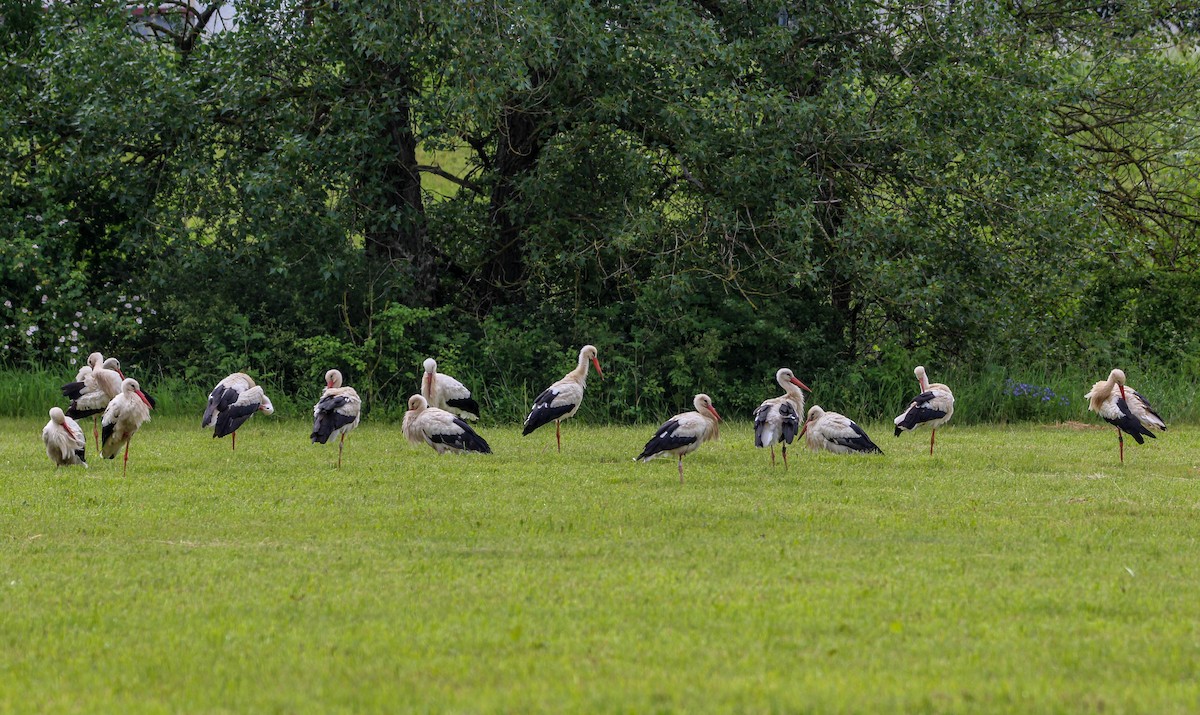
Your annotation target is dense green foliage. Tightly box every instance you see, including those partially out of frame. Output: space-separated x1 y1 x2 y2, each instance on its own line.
2 0 1198 420
5 419 1200 711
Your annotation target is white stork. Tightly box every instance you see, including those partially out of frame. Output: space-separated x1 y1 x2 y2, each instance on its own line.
802 405 883 455
311 369 362 467
101 378 153 476
43 406 88 468
1086 368 1166 463
635 393 722 483
753 368 811 468
402 394 492 455
63 353 123 451
893 365 955 454
422 358 480 421
202 373 273 450
523 345 602 452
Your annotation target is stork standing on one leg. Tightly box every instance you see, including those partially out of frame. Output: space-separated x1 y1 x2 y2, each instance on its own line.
43 407 88 469
893 365 955 455
403 395 492 455
802 405 883 455
422 358 480 421
753 368 811 469
203 373 273 450
63 353 123 451
635 393 722 483
101 378 153 476
1086 368 1166 463
311 369 361 467
522 345 602 452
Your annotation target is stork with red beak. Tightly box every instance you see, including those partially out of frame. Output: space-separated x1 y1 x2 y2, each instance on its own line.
311 369 361 467
101 378 153 476
635 393 722 483
63 353 123 451
43 407 88 468
753 368 811 468
801 405 883 455
1086 368 1166 463
523 345 603 452
403 394 492 455
422 358 480 421
893 366 955 454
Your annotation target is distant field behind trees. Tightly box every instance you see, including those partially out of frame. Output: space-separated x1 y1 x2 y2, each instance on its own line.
2 0 1198 421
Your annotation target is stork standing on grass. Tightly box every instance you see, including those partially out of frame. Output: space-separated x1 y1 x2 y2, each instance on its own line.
523 345 603 452
101 378 153 476
1086 368 1166 463
403 395 492 455
63 353 123 451
311 369 361 467
202 373 274 449
753 368 811 468
421 358 480 420
43 407 88 468
635 393 722 483
893 366 955 454
802 405 883 455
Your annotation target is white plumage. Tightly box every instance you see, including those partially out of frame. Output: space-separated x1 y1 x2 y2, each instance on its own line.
402 394 491 455
101 378 153 475
43 407 87 468
635 393 722 482
1085 368 1166 462
803 405 883 455
311 369 362 467
422 358 480 421
522 345 603 452
202 373 273 449
893 365 955 454
753 368 811 468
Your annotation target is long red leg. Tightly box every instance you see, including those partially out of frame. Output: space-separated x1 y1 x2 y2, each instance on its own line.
930 429 936 455
338 433 344 468
123 439 130 477
556 422 561 453
783 443 788 470
93 417 100 453
232 431 237 451
678 455 684 483
770 446 776 467
1118 428 1124 464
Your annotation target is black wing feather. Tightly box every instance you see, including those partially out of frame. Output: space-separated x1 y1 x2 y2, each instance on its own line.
445 396 481 419
311 396 356 444
636 419 697 461
1105 398 1155 444
213 401 258 438
62 381 87 400
831 422 883 454
1130 390 1166 430
752 404 769 447
522 388 573 435
429 418 491 453
101 420 117 457
201 385 227 427
66 402 104 419
75 447 87 464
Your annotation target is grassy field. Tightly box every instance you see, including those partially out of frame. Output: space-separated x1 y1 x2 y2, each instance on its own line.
3 417 1200 713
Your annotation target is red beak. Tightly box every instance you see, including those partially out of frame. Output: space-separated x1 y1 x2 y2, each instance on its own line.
791 377 811 392
424 372 433 392
800 424 809 438
1119 384 1127 401
708 406 722 421
592 357 603 378
138 391 153 408
327 381 334 389
63 424 77 440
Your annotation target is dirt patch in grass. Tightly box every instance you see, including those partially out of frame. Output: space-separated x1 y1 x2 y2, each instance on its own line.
1046 420 1105 431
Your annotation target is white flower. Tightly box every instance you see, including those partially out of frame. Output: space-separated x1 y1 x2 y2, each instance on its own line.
74 312 82 318
58 336 64 343
124 303 132 309
54 346 60 352
135 307 142 313
135 317 143 325
70 329 78 337
31 244 39 250
69 346 78 353
150 309 157 315
72 322 79 328
70 358 77 365
40 294 48 304
25 326 37 335
2 300 10 308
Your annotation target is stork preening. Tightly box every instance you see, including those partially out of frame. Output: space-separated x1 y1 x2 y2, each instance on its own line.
523 345 602 452
101 378 153 476
311 369 361 467
802 406 883 455
422 358 480 421
753 368 811 468
62 352 123 450
1086 368 1166 463
893 366 955 454
635 393 722 483
43 407 87 468
202 373 274 449
402 394 492 455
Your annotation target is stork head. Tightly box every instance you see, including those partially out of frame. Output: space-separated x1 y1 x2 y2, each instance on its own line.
422 358 437 393
693 393 721 421
1109 368 1127 400
325 369 342 389
102 357 123 378
86 352 104 369
49 406 77 439
777 368 811 393
915 366 929 390
123 378 153 408
407 394 428 412
804 404 826 430
580 345 602 378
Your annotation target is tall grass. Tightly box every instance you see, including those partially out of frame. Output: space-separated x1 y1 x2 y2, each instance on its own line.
3 361 1196 424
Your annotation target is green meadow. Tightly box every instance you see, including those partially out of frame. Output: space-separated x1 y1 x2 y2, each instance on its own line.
3 418 1200 713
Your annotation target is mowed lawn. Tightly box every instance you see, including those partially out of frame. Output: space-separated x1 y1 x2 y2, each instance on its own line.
3 417 1200 713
